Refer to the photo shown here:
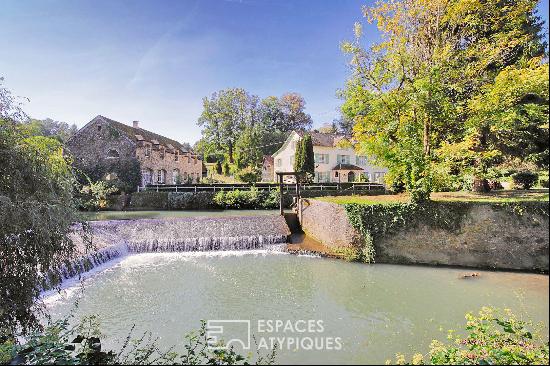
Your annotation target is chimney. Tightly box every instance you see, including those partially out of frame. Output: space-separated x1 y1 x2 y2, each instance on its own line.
132 120 139 128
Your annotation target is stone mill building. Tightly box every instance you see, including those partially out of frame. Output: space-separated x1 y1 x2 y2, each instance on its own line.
66 115 203 187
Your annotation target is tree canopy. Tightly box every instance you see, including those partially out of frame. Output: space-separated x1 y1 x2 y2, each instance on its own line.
196 88 313 180
341 0 548 200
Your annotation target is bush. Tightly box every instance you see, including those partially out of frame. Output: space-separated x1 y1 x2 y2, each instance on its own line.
79 181 119 210
235 167 260 183
389 307 549 365
512 171 539 189
167 192 217 209
1 316 276 365
128 192 169 210
213 188 287 209
538 171 549 188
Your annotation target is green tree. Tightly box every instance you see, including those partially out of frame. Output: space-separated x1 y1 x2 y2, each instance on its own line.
342 0 547 199
197 89 312 171
23 118 77 143
0 121 79 335
293 134 315 182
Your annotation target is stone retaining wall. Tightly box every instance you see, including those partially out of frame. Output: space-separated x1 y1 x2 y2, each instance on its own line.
299 199 549 271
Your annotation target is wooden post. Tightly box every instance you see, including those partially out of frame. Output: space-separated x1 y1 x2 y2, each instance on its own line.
278 174 284 216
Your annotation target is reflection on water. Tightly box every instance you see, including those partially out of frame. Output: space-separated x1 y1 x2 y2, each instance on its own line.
81 210 280 221
46 252 549 365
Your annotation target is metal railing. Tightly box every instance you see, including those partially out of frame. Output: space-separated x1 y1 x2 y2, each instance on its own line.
137 182 385 193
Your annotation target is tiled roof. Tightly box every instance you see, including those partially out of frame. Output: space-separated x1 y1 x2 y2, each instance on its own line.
93 115 191 153
296 130 350 147
332 163 364 171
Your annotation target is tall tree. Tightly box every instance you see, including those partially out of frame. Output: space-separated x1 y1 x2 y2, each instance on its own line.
23 118 77 143
342 0 547 199
278 93 313 131
1 123 78 334
293 134 315 182
197 89 313 171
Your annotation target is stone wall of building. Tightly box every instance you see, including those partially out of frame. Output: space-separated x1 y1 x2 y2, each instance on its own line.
135 143 202 185
66 118 137 169
67 116 203 186
299 198 549 272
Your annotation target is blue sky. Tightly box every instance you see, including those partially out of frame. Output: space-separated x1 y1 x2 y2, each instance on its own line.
1 0 548 145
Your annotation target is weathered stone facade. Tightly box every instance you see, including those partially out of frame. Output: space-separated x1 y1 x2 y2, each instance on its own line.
66 115 203 187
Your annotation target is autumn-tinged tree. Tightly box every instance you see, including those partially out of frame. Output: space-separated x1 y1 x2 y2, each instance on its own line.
342 0 547 199
278 93 313 131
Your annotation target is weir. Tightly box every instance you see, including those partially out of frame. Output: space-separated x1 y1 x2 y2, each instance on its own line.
44 214 291 290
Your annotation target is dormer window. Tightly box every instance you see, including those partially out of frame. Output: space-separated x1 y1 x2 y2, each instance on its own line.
145 145 151 157
175 151 179 161
160 148 165 159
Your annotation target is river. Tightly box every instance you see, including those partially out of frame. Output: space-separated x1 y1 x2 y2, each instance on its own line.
45 250 549 364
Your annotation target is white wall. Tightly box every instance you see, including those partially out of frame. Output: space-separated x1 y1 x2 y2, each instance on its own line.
272 132 388 184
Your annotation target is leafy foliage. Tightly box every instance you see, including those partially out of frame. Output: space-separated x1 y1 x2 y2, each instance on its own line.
22 118 77 143
2 316 276 365
0 120 79 334
343 200 549 263
235 166 261 183
389 307 549 365
79 181 119 210
196 88 311 175
213 187 287 209
75 157 141 193
512 171 539 190
293 134 315 182
341 0 548 197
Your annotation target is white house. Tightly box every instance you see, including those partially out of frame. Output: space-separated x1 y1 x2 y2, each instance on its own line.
269 131 388 184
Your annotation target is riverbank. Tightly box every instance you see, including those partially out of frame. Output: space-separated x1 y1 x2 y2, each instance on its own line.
299 193 549 272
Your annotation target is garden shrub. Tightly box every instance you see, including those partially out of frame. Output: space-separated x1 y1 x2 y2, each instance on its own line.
213 188 289 209
128 191 169 210
79 181 118 210
538 171 549 188
235 167 260 183
512 171 539 189
389 307 549 365
168 192 217 209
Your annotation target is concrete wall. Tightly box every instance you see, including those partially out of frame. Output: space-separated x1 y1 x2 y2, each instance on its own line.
299 199 549 271
299 199 363 248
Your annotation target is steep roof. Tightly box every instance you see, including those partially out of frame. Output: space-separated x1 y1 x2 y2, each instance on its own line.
91 115 191 153
296 130 350 147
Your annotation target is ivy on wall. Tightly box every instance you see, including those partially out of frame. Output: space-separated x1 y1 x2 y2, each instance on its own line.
77 158 141 193
343 201 549 263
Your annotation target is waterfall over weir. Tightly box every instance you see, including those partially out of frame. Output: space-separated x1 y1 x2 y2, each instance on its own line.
127 234 288 253
47 215 291 290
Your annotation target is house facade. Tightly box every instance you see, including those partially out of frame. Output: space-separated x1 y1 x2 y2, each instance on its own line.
270 131 388 184
66 115 203 187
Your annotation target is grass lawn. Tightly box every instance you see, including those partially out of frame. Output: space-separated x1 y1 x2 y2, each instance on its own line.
316 189 549 205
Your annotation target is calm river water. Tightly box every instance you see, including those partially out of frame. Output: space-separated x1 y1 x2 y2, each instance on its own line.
46 251 549 364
